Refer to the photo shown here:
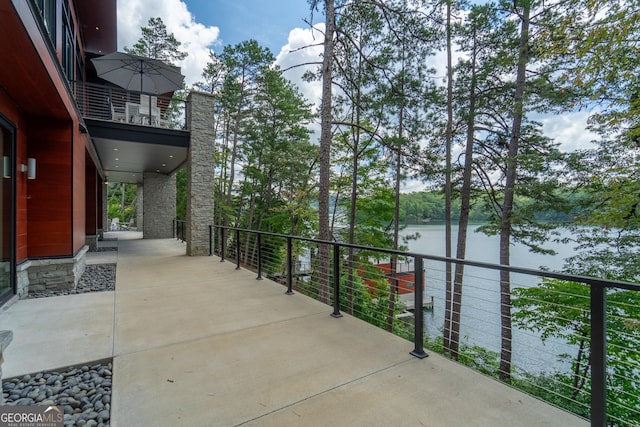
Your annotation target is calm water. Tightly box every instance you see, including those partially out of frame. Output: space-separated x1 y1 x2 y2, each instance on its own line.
400 223 578 375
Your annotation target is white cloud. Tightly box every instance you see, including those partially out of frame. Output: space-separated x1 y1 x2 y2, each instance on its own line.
116 0 219 87
275 24 325 109
538 111 598 152
275 24 326 142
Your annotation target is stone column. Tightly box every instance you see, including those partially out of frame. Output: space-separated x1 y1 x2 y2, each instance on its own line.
186 92 216 256
0 330 13 405
136 184 144 231
142 172 176 239
102 182 109 232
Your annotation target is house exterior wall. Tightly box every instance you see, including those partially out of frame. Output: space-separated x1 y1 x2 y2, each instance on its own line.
26 118 74 258
0 0 111 300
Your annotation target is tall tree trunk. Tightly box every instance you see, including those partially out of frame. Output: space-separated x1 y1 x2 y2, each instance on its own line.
499 1 530 382
347 36 364 315
443 0 454 354
317 0 335 305
450 17 479 360
347 124 359 315
386 123 402 332
387 41 407 333
226 100 244 225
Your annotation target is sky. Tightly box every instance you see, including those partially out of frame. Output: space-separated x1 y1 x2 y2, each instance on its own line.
116 0 597 192
117 0 320 89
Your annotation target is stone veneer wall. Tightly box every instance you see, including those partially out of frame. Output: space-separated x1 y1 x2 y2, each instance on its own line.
25 246 89 293
86 235 98 251
186 92 216 256
16 263 30 299
143 172 176 239
136 184 144 231
102 181 109 232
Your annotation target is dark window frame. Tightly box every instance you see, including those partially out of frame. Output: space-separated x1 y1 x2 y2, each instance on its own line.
0 114 16 306
33 0 56 48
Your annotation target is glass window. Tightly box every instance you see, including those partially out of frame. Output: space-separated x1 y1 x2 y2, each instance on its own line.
0 116 15 303
34 0 56 46
62 0 74 79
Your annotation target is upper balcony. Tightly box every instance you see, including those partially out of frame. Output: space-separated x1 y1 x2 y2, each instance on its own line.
72 80 190 184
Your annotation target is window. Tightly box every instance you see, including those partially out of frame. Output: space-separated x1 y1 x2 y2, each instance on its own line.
62 0 75 79
0 115 15 304
34 0 56 46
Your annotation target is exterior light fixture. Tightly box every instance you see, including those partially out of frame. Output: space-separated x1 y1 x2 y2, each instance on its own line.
3 156 10 178
20 158 36 179
28 158 36 179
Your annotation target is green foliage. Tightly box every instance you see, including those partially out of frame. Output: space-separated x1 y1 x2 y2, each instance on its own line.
176 168 186 220
107 183 137 223
338 264 410 337
512 279 640 424
398 190 582 224
124 17 187 64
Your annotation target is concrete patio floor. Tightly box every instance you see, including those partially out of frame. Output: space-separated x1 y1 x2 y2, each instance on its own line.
0 232 588 426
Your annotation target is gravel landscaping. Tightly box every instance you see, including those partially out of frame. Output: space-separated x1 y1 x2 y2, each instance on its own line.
3 362 113 427
27 264 116 299
4 251 118 425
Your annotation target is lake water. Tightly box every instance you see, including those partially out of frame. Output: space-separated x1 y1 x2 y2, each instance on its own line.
400 223 578 375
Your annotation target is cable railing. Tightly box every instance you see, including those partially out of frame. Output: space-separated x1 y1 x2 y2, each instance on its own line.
72 80 188 130
173 219 187 242
208 224 640 427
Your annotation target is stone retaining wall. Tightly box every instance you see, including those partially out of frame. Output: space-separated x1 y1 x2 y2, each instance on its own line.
25 246 89 293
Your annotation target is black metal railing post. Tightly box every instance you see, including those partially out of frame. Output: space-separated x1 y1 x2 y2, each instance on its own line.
220 227 226 262
205 223 640 414
257 233 263 280
235 229 241 270
331 244 343 318
209 225 213 256
172 219 176 239
286 237 294 295
410 256 428 359
591 285 607 427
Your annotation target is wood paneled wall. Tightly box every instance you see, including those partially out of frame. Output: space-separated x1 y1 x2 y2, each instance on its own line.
26 117 73 257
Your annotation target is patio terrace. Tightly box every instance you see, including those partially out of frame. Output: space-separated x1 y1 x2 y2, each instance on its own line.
0 233 587 426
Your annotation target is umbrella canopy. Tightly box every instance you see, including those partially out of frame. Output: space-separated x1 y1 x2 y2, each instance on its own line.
91 52 184 94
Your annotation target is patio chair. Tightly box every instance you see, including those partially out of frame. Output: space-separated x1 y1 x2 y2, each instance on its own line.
126 103 141 124
140 95 161 126
111 103 126 123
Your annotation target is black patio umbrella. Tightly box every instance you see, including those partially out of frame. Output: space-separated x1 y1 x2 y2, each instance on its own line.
91 52 184 94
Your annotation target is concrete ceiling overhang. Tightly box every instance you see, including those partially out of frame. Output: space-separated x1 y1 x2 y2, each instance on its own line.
76 0 117 55
85 119 190 184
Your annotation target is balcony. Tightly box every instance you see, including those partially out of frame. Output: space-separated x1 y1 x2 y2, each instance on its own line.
73 81 188 130
72 81 190 184
0 232 590 426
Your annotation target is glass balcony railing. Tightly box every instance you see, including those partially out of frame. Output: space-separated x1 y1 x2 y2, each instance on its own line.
72 81 189 131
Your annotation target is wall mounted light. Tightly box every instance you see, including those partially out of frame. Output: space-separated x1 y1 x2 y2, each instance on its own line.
28 158 36 179
3 156 10 178
20 158 36 179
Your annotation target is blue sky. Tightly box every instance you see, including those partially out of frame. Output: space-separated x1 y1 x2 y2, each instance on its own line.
118 0 323 87
184 0 315 54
